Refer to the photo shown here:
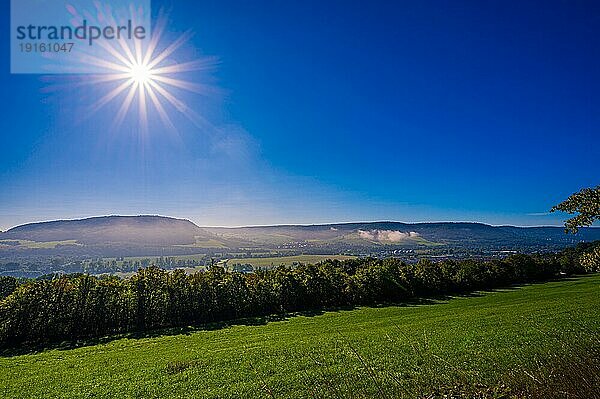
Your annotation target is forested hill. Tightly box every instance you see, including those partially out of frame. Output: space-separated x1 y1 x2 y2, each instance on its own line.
2 215 215 245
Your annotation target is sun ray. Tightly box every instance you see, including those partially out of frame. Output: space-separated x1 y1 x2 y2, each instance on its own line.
138 81 148 133
88 73 132 84
90 78 135 113
150 58 219 75
147 30 194 70
150 75 212 94
95 39 136 70
41 73 130 94
147 79 209 128
112 81 139 130
98 7 138 67
130 5 144 66
78 55 133 73
146 83 177 133
142 9 168 66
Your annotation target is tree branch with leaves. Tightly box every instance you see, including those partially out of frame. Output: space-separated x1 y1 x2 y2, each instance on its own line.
551 185 600 233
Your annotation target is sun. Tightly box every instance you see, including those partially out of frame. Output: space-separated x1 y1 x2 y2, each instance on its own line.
61 8 219 133
128 62 153 84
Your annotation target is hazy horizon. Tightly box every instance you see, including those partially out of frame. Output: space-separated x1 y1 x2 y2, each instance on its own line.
0 213 585 232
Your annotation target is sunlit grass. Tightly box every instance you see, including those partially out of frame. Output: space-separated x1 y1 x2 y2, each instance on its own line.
1 275 598 398
0 239 81 249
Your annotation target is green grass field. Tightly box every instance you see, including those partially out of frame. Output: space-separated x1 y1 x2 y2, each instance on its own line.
1 275 599 398
0 239 81 249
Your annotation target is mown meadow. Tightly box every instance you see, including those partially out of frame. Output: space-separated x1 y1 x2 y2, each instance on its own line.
1 274 599 398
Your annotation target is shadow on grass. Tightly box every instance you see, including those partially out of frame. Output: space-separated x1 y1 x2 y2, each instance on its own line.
1 274 592 358
0 310 327 357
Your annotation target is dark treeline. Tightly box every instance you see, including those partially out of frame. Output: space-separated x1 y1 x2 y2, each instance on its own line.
1 242 598 349
0 256 208 276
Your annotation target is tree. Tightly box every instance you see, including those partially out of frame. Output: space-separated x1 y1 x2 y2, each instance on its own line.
579 245 600 273
551 185 600 233
0 277 17 300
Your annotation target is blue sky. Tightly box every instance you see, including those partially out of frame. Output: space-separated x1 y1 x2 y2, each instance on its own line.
1 0 599 230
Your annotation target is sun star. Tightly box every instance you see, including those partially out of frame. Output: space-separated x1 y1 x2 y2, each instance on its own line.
61 8 218 133
129 62 153 84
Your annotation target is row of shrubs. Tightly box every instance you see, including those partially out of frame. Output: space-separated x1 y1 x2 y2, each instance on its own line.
0 242 598 348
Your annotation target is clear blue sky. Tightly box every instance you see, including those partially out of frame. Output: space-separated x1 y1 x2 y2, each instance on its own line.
1 0 599 230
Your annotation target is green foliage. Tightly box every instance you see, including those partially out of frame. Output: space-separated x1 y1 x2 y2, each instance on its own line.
557 241 600 274
0 243 595 348
0 276 17 300
551 185 600 233
579 245 600 273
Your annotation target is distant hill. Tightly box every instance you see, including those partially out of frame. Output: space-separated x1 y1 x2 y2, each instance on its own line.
206 221 600 249
2 215 221 246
